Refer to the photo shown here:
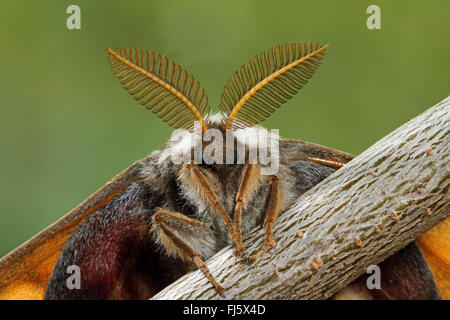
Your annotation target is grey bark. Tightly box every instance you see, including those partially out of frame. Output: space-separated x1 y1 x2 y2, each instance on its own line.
152 96 450 300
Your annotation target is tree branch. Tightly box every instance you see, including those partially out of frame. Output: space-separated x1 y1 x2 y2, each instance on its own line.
152 96 450 300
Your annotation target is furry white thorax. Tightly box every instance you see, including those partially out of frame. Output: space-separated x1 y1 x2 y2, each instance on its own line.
158 114 280 175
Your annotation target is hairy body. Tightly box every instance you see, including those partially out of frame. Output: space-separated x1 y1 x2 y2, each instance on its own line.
44 119 352 299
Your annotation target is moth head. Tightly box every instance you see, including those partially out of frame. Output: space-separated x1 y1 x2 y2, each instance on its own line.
108 43 328 169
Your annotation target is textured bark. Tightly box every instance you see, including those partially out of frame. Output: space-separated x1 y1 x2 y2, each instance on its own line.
152 97 450 300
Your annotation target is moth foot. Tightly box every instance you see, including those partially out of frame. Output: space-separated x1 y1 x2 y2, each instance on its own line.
233 248 252 265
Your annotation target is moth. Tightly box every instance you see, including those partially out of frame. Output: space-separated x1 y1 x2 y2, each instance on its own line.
0 43 442 300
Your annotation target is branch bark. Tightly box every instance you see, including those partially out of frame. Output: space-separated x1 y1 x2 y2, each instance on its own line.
152 96 450 300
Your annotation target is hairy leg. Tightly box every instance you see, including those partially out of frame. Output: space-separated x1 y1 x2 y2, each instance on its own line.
152 208 224 294
250 176 282 263
307 156 346 168
186 163 239 250
233 164 260 257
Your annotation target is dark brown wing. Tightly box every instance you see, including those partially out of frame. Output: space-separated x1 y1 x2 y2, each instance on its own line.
0 156 152 299
280 139 355 167
279 139 354 196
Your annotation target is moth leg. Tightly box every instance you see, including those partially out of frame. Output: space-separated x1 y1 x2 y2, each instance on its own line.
186 163 240 250
152 208 225 295
307 156 346 168
233 164 259 257
250 176 282 263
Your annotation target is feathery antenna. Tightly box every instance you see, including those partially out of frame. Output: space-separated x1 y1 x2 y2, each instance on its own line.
108 48 209 132
220 42 329 129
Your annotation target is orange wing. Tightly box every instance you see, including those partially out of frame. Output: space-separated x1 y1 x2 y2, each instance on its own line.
0 157 150 300
417 218 450 300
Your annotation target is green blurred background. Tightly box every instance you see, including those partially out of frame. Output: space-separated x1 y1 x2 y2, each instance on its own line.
0 0 449 257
